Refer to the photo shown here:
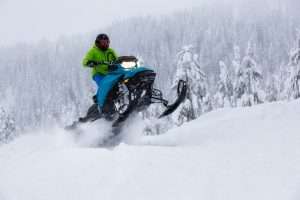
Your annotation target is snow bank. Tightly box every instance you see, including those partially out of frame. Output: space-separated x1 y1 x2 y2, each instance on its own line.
140 99 300 146
1 100 300 200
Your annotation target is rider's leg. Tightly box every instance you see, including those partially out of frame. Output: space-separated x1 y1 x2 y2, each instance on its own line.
77 74 105 123
93 74 105 87
93 74 105 110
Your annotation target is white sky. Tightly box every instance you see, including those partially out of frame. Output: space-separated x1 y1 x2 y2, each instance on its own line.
0 0 202 45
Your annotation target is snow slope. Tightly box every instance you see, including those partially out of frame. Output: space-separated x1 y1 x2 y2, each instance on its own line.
1 100 300 200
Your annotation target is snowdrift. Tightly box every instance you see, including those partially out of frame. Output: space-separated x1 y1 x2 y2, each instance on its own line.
1 100 300 200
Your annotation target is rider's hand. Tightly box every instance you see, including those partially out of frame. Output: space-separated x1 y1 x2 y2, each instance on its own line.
87 60 97 68
108 64 118 72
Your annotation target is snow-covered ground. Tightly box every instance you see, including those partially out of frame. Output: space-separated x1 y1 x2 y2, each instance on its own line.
1 100 300 200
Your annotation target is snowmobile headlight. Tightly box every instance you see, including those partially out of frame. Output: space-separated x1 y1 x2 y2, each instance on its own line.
121 61 138 69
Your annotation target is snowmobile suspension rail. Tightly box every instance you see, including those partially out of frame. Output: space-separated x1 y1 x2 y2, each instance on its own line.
151 88 169 106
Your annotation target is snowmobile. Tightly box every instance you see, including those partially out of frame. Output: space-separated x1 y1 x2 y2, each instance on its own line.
66 56 187 130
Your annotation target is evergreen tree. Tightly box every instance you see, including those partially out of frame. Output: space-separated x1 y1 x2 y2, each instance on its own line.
172 45 211 126
276 63 290 100
284 32 300 99
265 75 279 102
0 107 16 144
234 42 265 106
232 45 242 107
213 61 234 108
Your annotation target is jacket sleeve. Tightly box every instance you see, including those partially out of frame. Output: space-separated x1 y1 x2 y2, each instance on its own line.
82 48 94 67
110 49 118 61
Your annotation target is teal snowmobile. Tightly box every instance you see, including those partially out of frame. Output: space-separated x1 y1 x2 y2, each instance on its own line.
67 56 187 130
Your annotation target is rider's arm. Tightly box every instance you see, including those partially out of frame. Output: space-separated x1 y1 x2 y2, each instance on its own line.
82 48 95 67
110 49 118 62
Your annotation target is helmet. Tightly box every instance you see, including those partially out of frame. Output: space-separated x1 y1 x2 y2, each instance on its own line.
95 33 110 50
96 33 109 41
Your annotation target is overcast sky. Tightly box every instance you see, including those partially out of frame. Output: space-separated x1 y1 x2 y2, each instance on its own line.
0 0 202 45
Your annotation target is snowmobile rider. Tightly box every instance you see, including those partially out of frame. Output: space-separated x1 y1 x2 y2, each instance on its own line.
82 33 118 112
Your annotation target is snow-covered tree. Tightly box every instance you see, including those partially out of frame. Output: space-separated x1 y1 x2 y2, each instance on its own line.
172 45 211 126
274 63 290 100
231 45 242 107
234 42 265 106
213 61 234 108
284 32 300 99
265 75 279 102
0 107 16 144
232 45 242 74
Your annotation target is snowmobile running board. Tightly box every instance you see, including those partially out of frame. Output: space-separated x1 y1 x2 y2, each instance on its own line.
156 79 187 118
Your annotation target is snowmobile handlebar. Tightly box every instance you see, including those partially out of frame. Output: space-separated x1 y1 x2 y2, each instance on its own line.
92 61 117 66
86 60 119 71
89 56 138 66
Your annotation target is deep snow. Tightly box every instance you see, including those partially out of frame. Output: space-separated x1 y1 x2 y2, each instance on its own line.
1 100 300 200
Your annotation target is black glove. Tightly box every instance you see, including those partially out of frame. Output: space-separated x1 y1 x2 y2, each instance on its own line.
108 64 118 72
86 60 98 68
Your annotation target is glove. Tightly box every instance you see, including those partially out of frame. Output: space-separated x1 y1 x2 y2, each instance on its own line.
86 60 98 68
108 64 118 72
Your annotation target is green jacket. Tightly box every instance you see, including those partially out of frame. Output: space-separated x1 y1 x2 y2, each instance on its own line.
82 45 118 77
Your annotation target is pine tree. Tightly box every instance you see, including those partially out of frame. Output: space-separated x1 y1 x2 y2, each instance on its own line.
265 75 279 102
213 61 234 108
274 63 289 100
0 107 16 144
234 42 265 106
232 45 242 107
284 31 300 99
172 45 211 126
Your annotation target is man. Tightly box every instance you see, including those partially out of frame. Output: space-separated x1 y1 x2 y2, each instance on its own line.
82 33 118 113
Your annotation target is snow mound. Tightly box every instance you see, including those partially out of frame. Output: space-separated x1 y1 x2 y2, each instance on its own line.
141 99 300 146
1 100 300 200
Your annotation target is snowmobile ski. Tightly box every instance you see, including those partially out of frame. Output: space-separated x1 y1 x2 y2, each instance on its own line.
159 80 187 118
